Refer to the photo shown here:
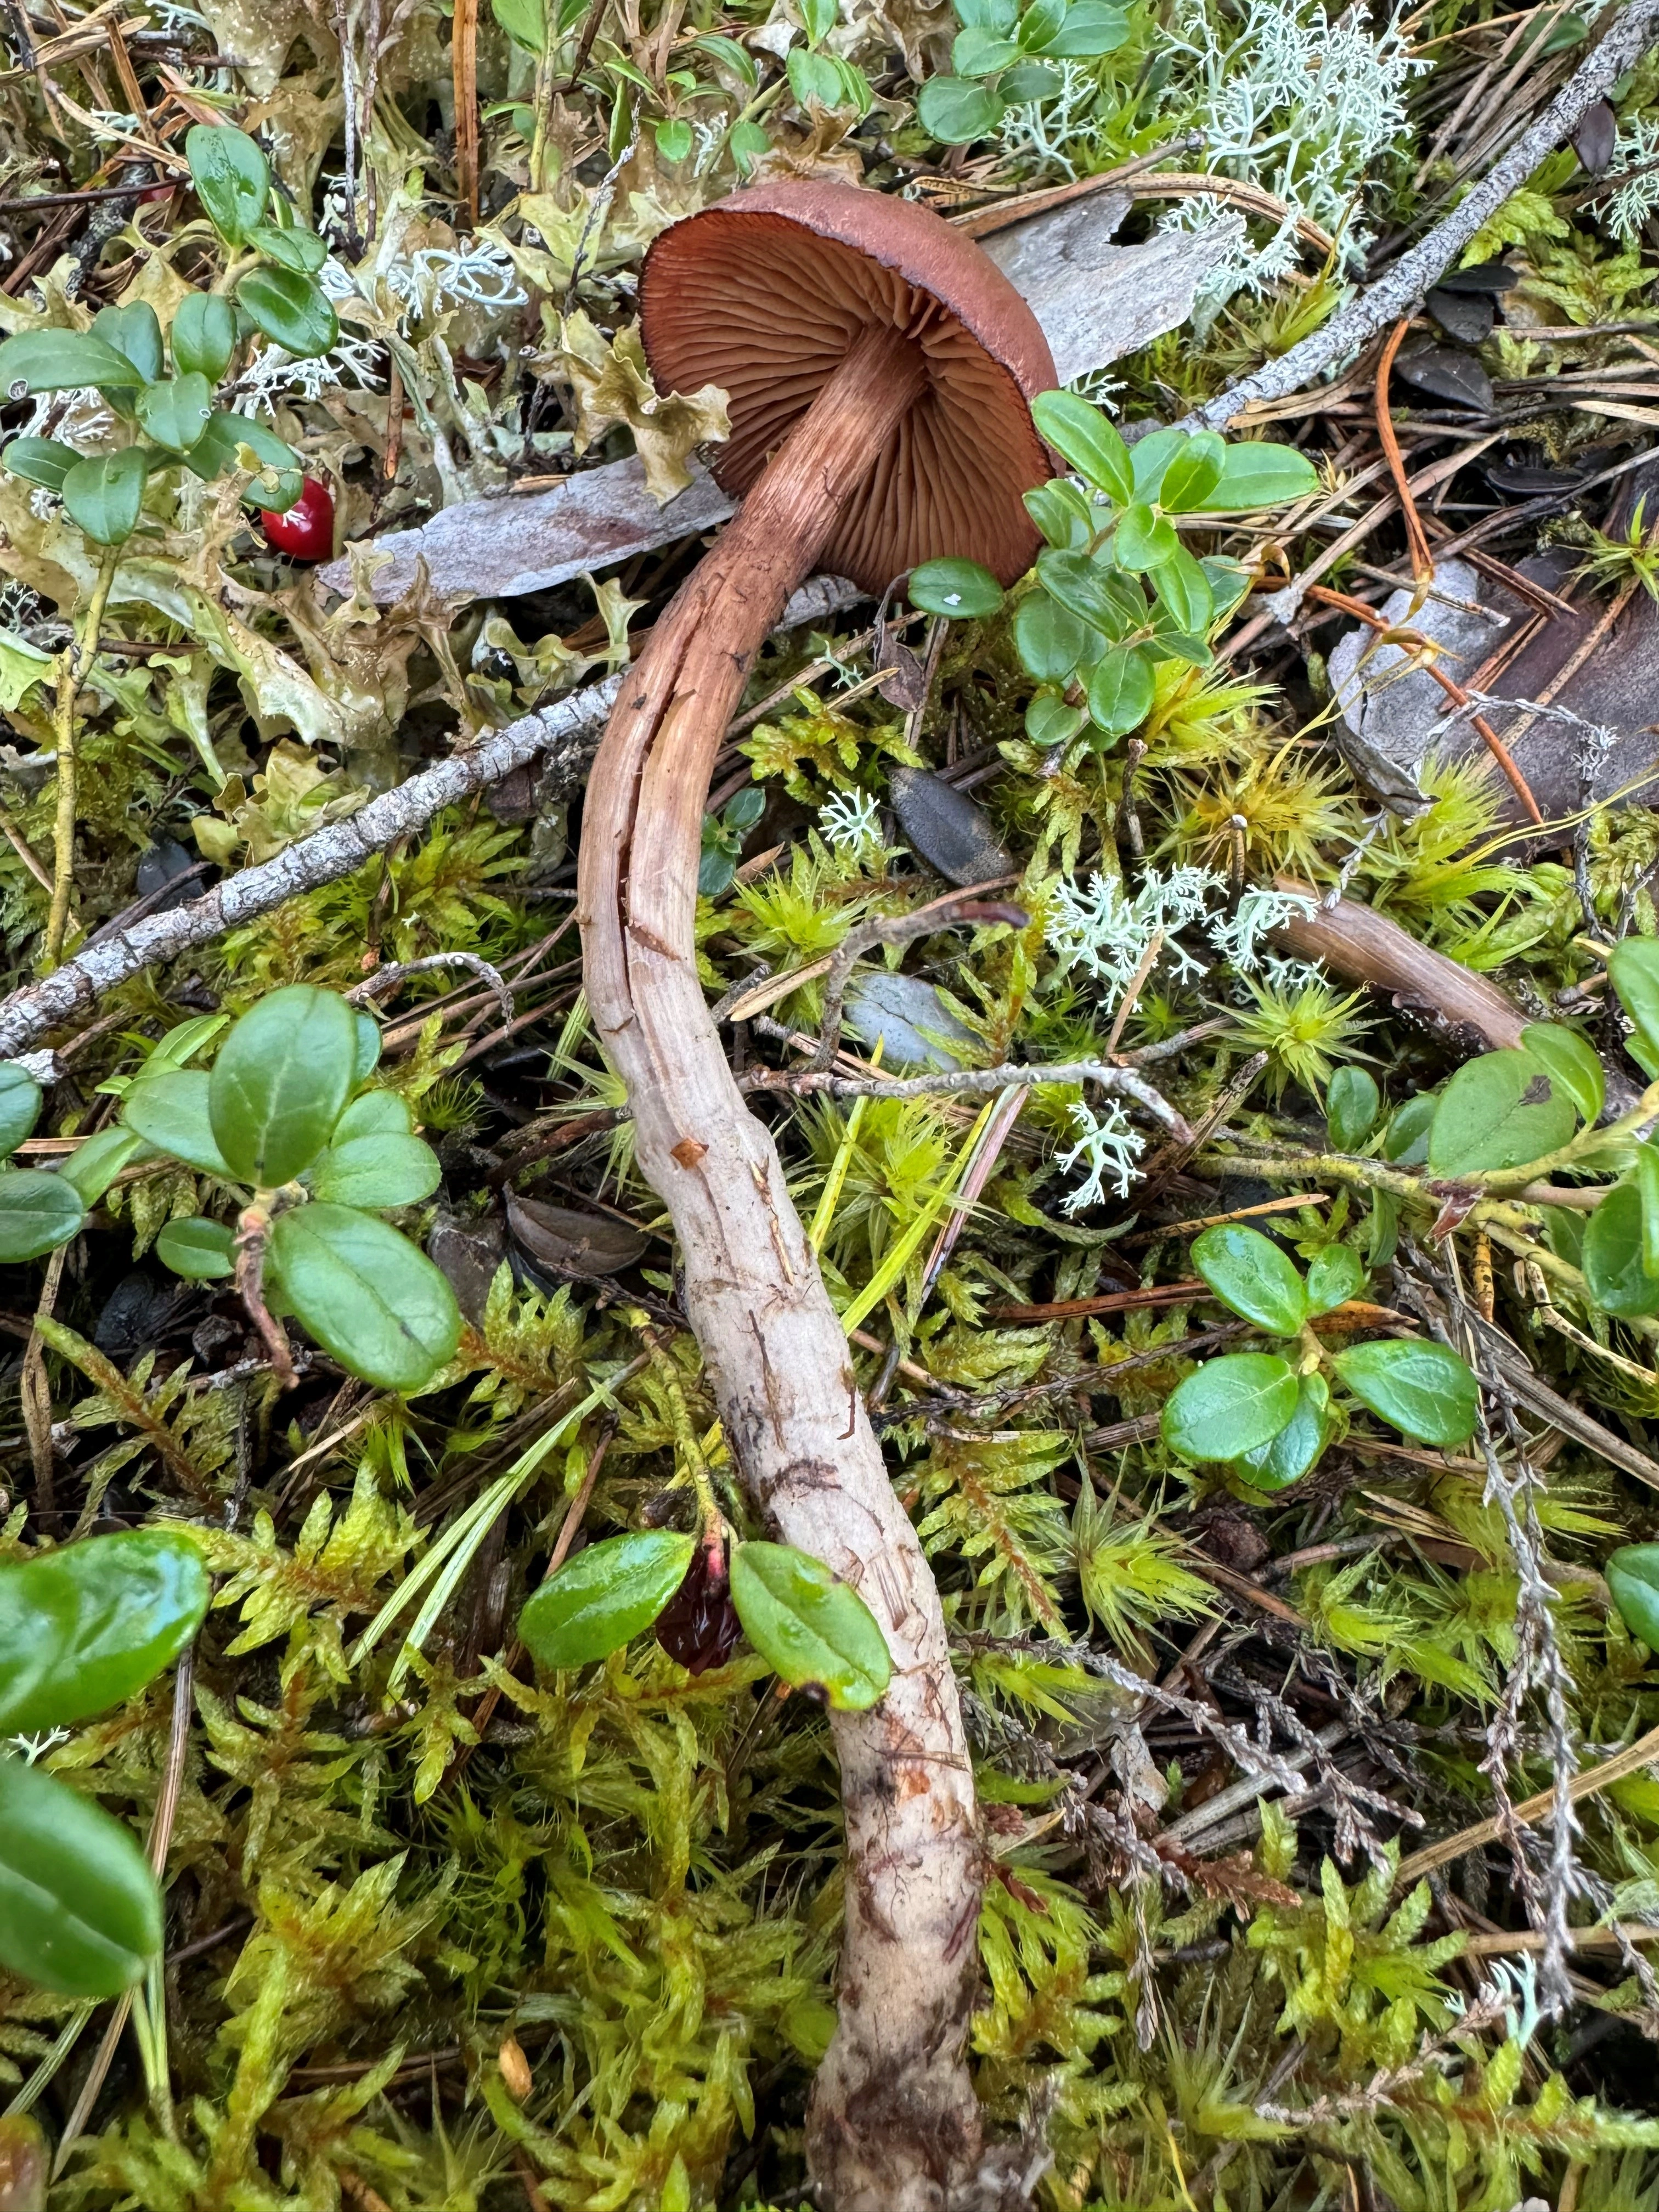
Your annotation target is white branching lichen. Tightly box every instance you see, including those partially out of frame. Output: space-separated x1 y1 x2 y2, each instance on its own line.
1595 115 1659 244
1056 1097 1147 1210
1046 867 1311 996
817 787 888 868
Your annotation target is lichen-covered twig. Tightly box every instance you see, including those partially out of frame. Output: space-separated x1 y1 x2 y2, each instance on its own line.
1178 0 1659 433
0 578 856 1063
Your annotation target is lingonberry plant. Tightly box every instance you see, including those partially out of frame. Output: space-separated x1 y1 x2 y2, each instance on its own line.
0 985 459 1392
0 1529 207 1996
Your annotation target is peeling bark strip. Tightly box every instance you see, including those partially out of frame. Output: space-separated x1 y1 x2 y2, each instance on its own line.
0 578 856 1063
579 330 988 2211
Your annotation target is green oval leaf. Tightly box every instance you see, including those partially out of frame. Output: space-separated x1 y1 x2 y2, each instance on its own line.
1192 1223 1308 1335
1519 1022 1605 1126
1232 1372 1329 1491
181 410 298 487
493 0 547 49
728 1541 890 1709
1000 58 1063 97
1384 1091 1435 1165
1024 691 1086 748
1326 1065 1380 1150
1205 441 1319 511
170 291 237 381
1611 937 1659 1066
2 435 76 491
1582 1180 1659 1316
1030 390 1134 503
185 122 270 245
0 1528 209 1736
1156 430 1227 514
0 328 149 398
210 985 357 1188
1331 1337 1479 1446
0 1758 161 1997
156 1214 236 1280
268 1203 460 1391
1039 0 1128 53
306 1132 442 1209
916 73 1003 141
1036 548 1133 636
90 302 163 383
1113 501 1179 571
1161 1351 1299 1463
58 1124 148 1205
1607 1544 1659 1650
909 556 1004 619
952 22 1021 69
518 1531 696 1669
0 1169 83 1261
136 373 215 455
1149 544 1214 634
249 224 328 274
236 266 339 361
122 1069 234 1178
1305 1243 1365 1317
1014 588 1101 681
61 449 145 545
1086 645 1155 738
1024 478 1093 549
332 1088 413 1142
1426 1048 1576 1178
0 1062 41 1155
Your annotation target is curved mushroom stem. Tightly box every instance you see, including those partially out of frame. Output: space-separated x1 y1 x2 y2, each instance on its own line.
579 320 989 2211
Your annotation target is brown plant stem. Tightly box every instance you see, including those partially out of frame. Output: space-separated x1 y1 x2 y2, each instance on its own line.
233 1201 295 1386
1272 877 1528 1049
578 320 987 2210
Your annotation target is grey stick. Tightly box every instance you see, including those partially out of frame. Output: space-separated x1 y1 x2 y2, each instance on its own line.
0 575 857 1059
1180 0 1659 432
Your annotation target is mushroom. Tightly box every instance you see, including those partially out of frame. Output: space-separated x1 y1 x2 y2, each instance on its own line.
576 181 1055 2211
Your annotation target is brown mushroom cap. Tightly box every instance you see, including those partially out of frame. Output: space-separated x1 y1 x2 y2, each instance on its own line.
639 180 1056 595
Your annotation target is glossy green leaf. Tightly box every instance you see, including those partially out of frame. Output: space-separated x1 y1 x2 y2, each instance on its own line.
0 1062 41 1155
250 224 328 274
122 1070 234 1178
2 435 76 491
1384 1091 1435 1165
1129 426 1184 500
1149 545 1213 634
1582 1180 1659 1316
1030 390 1134 503
185 122 270 244
58 1125 149 1205
1232 1372 1329 1491
0 1169 82 1261
1039 0 1128 52
1015 0 1063 44
1000 57 1063 97
953 22 1021 68
493 0 546 48
0 1758 160 1997
1327 1065 1380 1150
1163 1351 1299 1462
519 1531 696 1669
1156 431 1227 513
90 302 163 383
1205 441 1319 510
332 1088 413 1142
1640 1142 1659 1278
917 71 1003 139
181 410 298 486
1426 1048 1576 1177
1013 589 1101 681
1036 548 1133 636
1331 1337 1479 1445
1607 1544 1659 1650
61 449 145 545
210 985 357 1188
728 1541 890 1709
1113 501 1179 571
654 117 693 161
1192 1223 1307 1334
306 1132 442 1209
909 557 1003 619
170 291 237 380
1023 477 1093 548
136 373 215 455
1520 1021 1605 1126
268 1203 460 1390
236 266 338 360
156 1214 236 1280
0 328 148 398
1611 937 1659 1064
1305 1243 1364 1316
0 1527 208 1735
954 0 1018 27
1025 691 1086 748
1086 646 1155 738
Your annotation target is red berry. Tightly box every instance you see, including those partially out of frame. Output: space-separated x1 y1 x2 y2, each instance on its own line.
260 477 334 561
